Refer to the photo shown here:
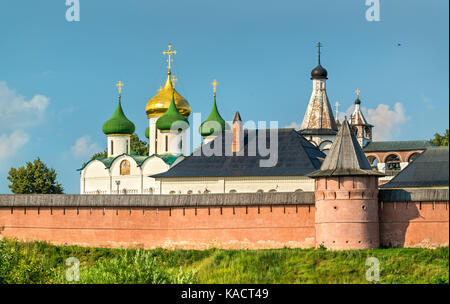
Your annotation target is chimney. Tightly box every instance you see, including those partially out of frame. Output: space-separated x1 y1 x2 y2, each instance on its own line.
232 111 243 153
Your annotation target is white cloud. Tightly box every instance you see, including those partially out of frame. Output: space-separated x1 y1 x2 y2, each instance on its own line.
285 122 301 130
0 130 30 160
0 82 50 129
366 103 408 141
71 135 101 159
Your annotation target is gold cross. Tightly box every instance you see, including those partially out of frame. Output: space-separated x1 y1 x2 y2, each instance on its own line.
355 88 360 98
163 44 177 71
171 75 178 87
116 81 124 96
211 79 219 95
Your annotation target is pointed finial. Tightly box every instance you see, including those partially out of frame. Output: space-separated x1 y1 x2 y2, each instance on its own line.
116 81 124 97
171 75 178 88
163 44 177 74
317 42 323 64
355 88 360 98
211 79 219 96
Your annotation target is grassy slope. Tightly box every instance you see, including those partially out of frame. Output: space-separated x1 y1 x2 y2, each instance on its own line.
0 239 448 284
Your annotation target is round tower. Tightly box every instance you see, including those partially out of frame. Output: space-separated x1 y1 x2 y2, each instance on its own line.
102 81 135 158
309 119 383 250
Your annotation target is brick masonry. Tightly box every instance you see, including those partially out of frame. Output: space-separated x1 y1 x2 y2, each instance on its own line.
0 190 448 250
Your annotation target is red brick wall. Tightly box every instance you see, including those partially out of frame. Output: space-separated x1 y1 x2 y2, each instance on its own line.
0 205 316 249
0 199 448 250
379 201 449 248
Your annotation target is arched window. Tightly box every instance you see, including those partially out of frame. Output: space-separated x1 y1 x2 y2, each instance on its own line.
120 160 130 175
268 189 277 193
187 190 193 195
321 149 329 155
352 127 358 137
126 140 129 154
408 153 420 163
149 188 154 194
367 156 379 166
385 154 401 170
229 190 237 193
256 189 264 193
364 126 372 138
294 189 303 192
111 140 114 155
165 136 169 152
169 191 176 195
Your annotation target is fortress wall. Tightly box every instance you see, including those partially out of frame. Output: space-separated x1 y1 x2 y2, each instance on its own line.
0 189 448 250
379 189 449 248
0 193 316 249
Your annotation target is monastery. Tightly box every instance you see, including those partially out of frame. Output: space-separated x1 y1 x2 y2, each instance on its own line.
79 43 434 195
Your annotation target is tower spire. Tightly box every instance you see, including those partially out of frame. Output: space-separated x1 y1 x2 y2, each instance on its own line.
116 80 124 98
317 42 323 65
211 78 219 97
163 44 177 75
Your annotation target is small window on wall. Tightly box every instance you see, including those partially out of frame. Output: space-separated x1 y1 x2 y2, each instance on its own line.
187 190 193 195
111 141 114 155
165 136 169 152
120 160 130 175
385 154 401 170
256 189 264 193
352 127 358 136
268 189 277 193
367 156 379 168
126 140 129 154
229 190 237 193
169 191 176 195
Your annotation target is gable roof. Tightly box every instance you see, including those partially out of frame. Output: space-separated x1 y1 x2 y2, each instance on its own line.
381 147 449 188
309 119 383 177
152 128 326 178
364 140 433 152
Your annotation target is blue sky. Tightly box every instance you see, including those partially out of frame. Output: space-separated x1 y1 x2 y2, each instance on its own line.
0 0 448 194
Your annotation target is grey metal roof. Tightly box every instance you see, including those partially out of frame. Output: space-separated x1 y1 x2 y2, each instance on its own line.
152 128 325 178
309 119 383 177
364 140 433 152
381 147 449 188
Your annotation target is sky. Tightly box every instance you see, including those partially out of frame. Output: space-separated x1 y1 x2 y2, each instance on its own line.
0 0 448 194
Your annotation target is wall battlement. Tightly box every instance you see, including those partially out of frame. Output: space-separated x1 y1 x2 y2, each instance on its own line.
0 189 448 250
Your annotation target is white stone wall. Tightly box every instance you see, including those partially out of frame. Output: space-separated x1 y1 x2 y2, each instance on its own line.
107 135 130 158
157 176 315 194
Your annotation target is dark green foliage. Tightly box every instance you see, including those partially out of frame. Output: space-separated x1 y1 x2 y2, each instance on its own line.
7 158 63 194
0 239 447 284
430 129 449 146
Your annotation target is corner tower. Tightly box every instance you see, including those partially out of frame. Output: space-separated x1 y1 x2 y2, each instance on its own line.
300 43 338 154
102 81 135 158
309 119 383 250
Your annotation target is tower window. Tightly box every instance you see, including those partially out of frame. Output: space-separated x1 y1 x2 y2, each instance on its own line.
126 140 129 154
165 135 168 152
385 154 401 171
111 140 114 155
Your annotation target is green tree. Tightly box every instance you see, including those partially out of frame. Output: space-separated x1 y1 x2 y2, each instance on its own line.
7 158 64 194
430 129 449 146
90 133 148 160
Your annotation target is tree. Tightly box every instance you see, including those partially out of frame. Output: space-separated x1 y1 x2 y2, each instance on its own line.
90 133 148 160
430 129 449 146
7 158 64 194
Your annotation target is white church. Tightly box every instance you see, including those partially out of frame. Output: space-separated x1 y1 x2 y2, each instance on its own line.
79 43 429 195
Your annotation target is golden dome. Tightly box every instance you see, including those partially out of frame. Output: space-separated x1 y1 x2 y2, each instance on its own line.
145 73 191 118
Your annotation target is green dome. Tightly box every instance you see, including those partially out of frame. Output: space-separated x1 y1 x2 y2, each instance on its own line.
200 95 228 137
145 127 149 139
102 97 135 135
156 92 189 132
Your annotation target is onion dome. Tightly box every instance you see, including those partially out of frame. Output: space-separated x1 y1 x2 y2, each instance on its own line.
310 42 328 80
311 64 328 80
200 94 228 137
156 91 189 132
102 95 135 136
145 127 149 139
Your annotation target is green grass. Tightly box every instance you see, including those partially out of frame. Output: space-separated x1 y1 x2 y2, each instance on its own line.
0 238 448 284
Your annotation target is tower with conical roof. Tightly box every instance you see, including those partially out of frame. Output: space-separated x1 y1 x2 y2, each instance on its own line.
300 43 338 154
309 119 383 250
102 81 135 158
350 89 373 148
145 44 191 155
200 79 228 144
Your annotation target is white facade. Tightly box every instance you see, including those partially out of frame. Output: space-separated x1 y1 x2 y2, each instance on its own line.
107 135 131 158
80 155 171 194
148 116 187 155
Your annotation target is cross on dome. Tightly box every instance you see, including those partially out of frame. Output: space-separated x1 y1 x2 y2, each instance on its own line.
211 79 219 96
116 80 124 97
163 44 177 73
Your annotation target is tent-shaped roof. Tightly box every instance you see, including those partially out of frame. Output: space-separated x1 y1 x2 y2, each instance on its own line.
309 119 383 177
